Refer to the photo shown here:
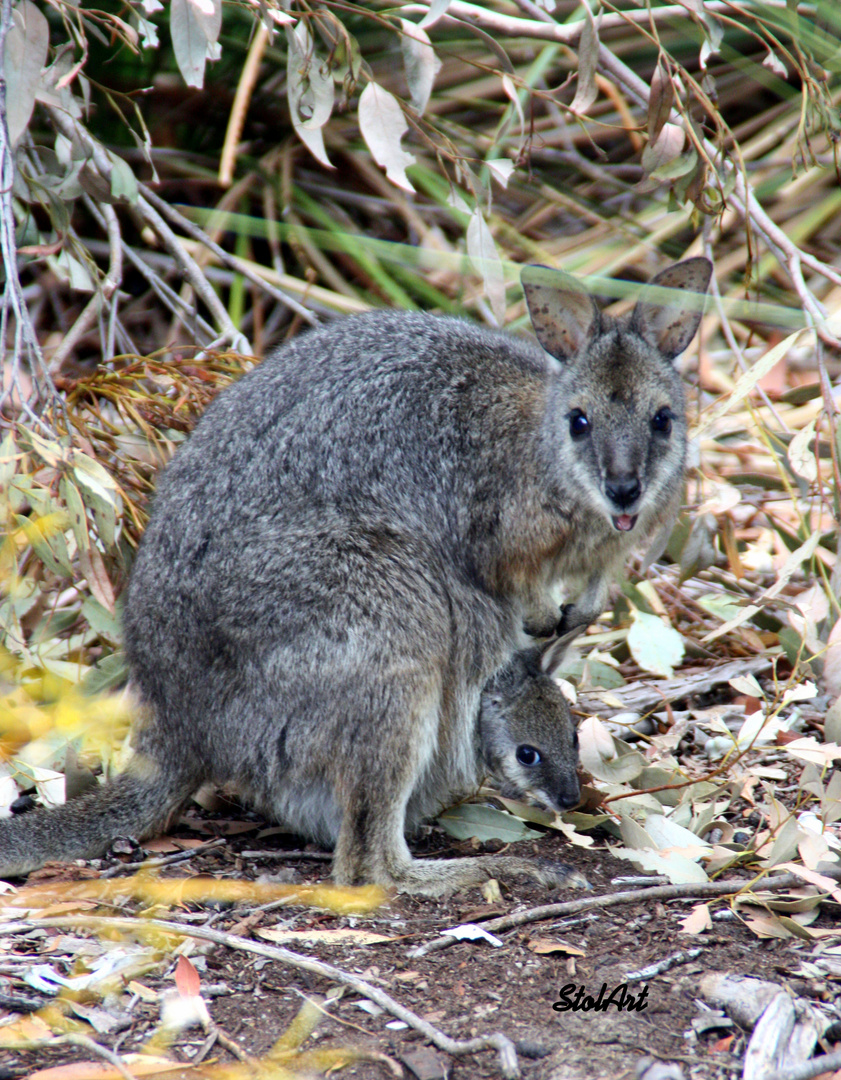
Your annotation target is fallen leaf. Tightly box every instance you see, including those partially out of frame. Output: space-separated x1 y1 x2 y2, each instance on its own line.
175 953 201 998
257 927 396 945
680 904 713 934
26 1054 188 1079
527 937 586 956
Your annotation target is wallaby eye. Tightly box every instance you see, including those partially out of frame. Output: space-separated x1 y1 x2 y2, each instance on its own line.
651 409 673 435
568 410 590 438
516 745 541 767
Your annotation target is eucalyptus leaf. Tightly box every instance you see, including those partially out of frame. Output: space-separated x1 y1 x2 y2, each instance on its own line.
437 803 544 843
358 82 416 193
3 0 49 146
628 607 684 678
81 651 129 696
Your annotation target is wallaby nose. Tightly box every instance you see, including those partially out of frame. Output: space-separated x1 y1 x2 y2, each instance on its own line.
605 476 640 509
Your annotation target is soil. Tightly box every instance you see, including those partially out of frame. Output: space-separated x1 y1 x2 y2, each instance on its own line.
2 822 836 1080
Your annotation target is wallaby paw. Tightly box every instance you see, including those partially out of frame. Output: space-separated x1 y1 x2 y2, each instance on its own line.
523 607 562 639
555 602 597 639
534 859 591 891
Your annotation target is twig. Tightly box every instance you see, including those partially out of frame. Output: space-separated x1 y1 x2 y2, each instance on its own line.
138 193 249 353
138 184 317 326
409 873 801 956
83 203 219 342
48 199 124 372
238 849 332 861
98 837 228 878
51 1033 136 1080
4 914 523 1078
0 0 61 430
592 41 841 348
219 22 269 188
622 948 703 982
766 1051 841 1080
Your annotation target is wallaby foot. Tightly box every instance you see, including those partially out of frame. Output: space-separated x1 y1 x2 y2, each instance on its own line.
333 796 588 897
340 854 589 898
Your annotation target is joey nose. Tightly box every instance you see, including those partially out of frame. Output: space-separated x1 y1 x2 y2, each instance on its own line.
605 476 641 509
556 784 580 811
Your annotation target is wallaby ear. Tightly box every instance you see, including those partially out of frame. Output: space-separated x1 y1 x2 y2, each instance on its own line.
631 257 713 361
539 635 571 678
521 264 600 362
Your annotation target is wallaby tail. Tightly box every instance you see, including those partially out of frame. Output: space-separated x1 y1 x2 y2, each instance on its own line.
0 760 195 877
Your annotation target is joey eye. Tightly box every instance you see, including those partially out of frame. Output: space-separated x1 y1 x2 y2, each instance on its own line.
651 408 673 435
516 745 541 767
568 410 590 438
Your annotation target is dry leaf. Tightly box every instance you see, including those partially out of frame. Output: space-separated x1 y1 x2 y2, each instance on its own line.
257 927 395 946
679 903 713 934
527 937 586 956
26 1055 187 1080
175 953 201 997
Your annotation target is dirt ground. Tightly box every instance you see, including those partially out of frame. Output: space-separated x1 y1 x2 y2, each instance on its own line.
2 819 836 1080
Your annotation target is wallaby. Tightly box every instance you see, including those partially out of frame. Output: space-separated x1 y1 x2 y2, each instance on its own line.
0 257 711 892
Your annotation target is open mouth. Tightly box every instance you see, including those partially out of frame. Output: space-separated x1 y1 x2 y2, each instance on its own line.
612 513 638 532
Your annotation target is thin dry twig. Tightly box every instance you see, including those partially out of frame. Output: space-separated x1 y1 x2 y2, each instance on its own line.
138 184 317 326
219 21 270 188
408 872 802 956
0 0 61 430
48 199 124 373
51 1033 137 1080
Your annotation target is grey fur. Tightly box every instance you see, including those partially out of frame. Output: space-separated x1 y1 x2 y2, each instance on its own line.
0 258 711 894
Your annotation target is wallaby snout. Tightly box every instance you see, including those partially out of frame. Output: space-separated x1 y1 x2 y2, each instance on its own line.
605 474 641 511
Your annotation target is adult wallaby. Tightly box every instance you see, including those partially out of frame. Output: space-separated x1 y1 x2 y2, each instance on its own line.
0 258 711 892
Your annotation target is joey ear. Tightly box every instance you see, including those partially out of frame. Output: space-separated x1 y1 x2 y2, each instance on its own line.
539 635 571 678
631 257 713 361
521 264 600 362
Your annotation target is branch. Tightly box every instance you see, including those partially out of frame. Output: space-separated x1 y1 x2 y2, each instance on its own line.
593 42 841 348
409 872 802 957
84 199 219 344
138 184 317 327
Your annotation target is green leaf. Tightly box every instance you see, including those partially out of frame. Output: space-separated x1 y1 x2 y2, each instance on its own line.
358 82 416 193
15 513 73 576
4 0 49 146
437 803 544 842
81 651 129 696
59 475 90 551
170 0 221 89
696 593 742 622
627 607 684 678
81 596 123 644
582 659 626 690
109 152 138 204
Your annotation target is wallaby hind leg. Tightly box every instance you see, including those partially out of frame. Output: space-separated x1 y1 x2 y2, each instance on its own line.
333 749 587 897
0 756 199 878
335 793 586 897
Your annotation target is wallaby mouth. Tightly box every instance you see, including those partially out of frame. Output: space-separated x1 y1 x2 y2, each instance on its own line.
612 513 638 532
